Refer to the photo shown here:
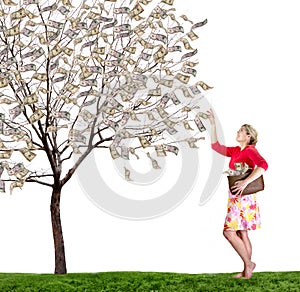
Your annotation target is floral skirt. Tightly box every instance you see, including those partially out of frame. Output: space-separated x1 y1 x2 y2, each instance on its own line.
224 191 261 231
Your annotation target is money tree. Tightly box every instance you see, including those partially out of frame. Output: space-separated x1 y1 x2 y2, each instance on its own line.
0 0 211 274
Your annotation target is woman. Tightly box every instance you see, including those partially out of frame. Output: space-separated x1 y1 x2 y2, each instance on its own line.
207 108 268 279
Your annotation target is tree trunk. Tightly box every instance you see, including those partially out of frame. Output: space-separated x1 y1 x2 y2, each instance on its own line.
50 186 67 274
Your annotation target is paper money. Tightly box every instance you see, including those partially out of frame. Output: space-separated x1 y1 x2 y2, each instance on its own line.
150 33 167 44
140 52 152 61
68 130 86 144
148 88 162 96
154 45 168 62
168 46 182 52
0 150 13 159
169 92 181 105
191 19 208 30
168 26 184 34
194 115 206 132
46 125 68 133
195 81 213 90
146 152 161 169
160 79 173 88
182 120 194 130
175 73 190 84
58 6 70 15
182 67 197 77
189 86 201 95
180 14 193 24
130 2 144 18
197 112 209 119
6 24 20 37
147 112 156 121
20 64 36 72
79 109 94 122
10 180 24 195
163 144 179 155
32 73 47 82
22 27 34 37
11 7 26 20
52 111 70 121
8 163 29 178
121 146 130 160
163 118 176 129
20 148 36 161
114 7 130 14
161 0 174 5
24 0 39 4
25 10 38 19
124 167 132 181
0 79 8 88
9 105 23 120
187 30 199 41
68 142 81 154
181 49 198 61
155 145 166 157
109 146 120 159
185 138 198 148
29 109 44 123
0 180 5 193
159 94 170 108
129 147 139 159
156 107 168 119
80 79 97 87
114 24 131 33
48 20 64 29
139 136 151 148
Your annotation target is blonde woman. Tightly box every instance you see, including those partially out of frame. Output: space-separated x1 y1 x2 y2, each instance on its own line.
207 109 268 279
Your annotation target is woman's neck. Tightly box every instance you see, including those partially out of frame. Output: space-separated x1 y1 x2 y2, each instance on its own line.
240 142 249 150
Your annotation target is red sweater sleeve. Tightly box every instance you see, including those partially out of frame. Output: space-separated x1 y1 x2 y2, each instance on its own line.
211 141 235 157
246 147 268 171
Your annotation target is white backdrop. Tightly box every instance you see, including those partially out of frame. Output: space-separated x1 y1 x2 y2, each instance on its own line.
0 0 299 274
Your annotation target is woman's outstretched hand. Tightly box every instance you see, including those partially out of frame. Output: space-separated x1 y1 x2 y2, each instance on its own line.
206 108 216 126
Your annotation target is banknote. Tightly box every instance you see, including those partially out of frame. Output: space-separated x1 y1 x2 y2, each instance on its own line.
11 7 26 20
29 109 44 123
163 144 179 155
20 148 36 161
109 146 120 159
175 73 190 84
139 136 151 148
124 167 132 181
0 150 13 159
0 180 4 193
155 145 166 157
10 180 25 195
194 116 206 132
121 146 130 160
146 152 161 169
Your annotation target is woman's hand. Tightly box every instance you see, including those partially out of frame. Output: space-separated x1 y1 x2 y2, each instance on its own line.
206 108 216 126
231 180 249 196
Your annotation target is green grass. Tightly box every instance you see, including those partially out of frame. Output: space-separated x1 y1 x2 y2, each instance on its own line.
0 271 299 292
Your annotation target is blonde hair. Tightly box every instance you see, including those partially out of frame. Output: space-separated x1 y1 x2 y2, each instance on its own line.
242 124 258 145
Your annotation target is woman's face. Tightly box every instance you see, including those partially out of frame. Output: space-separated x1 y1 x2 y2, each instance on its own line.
236 126 250 144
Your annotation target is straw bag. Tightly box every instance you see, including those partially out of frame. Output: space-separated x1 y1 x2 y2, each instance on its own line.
227 170 264 196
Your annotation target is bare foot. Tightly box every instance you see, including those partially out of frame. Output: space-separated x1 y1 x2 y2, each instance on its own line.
243 262 256 279
232 272 244 278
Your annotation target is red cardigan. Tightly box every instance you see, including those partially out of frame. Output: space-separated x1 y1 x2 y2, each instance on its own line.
212 141 268 171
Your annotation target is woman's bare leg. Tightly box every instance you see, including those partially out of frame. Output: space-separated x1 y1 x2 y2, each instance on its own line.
223 230 255 279
232 231 255 278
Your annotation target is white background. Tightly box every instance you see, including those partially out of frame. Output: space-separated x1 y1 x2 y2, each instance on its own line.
0 0 299 274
